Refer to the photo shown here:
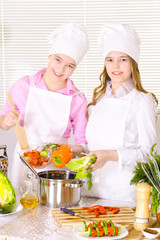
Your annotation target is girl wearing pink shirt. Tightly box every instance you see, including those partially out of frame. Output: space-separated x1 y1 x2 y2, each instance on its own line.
0 23 89 188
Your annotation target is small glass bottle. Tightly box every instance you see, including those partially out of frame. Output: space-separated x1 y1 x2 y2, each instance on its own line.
20 173 38 209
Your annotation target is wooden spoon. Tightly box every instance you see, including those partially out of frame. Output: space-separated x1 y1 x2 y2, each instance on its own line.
7 92 29 150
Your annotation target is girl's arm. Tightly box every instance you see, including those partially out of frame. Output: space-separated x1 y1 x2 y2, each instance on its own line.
69 93 88 157
116 93 157 169
87 93 157 171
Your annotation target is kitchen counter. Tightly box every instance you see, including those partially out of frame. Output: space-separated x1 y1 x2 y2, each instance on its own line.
0 190 135 240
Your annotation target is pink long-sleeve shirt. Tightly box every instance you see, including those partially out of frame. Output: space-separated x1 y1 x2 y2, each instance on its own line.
0 68 88 145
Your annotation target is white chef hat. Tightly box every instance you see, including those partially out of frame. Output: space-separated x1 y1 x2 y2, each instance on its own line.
98 22 141 64
48 23 89 65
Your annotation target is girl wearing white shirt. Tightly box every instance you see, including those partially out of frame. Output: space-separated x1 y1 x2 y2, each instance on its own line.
85 22 158 203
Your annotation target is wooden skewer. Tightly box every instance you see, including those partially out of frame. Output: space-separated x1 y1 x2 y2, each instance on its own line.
59 219 135 228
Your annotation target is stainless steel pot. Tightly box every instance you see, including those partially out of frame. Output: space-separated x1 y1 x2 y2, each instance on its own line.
19 154 84 208
38 170 83 208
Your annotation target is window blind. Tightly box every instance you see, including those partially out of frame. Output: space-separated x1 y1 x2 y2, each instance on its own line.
0 0 160 111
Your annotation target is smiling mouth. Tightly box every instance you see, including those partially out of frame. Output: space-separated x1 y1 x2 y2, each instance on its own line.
112 72 122 75
54 71 63 77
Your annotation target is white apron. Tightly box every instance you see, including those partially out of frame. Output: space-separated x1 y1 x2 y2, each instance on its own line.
84 89 136 203
9 81 73 189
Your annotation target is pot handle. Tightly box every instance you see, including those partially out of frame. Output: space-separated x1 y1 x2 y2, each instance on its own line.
18 153 39 179
65 180 84 188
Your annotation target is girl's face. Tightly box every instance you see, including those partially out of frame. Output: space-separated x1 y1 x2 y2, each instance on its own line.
47 54 76 82
105 51 132 89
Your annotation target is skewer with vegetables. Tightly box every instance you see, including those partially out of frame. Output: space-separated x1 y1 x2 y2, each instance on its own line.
82 219 121 237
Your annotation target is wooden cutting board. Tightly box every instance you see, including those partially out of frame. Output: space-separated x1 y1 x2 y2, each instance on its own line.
52 207 159 239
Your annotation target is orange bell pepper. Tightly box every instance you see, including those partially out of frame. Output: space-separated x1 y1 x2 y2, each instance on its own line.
51 145 73 168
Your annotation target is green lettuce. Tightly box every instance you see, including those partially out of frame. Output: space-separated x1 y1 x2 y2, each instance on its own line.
65 155 97 190
0 172 16 214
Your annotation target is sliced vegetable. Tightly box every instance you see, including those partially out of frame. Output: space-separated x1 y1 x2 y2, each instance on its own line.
51 145 73 168
96 227 100 237
40 143 59 155
82 205 120 217
99 229 105 237
85 220 121 238
92 223 97 229
103 226 108 236
107 227 113 237
23 156 30 161
88 226 92 236
91 229 97 237
83 221 88 231
118 226 121 235
23 150 49 166
115 226 119 235
0 172 16 214
109 220 116 236
65 155 97 190
39 150 48 158
102 220 108 227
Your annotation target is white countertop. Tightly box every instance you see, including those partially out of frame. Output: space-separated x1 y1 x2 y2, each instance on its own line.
0 190 135 240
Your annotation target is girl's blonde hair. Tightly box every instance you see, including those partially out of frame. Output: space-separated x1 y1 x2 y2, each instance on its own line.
86 56 158 119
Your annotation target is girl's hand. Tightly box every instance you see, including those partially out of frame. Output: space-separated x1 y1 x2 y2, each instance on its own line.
33 157 52 169
0 111 20 130
69 144 84 158
88 150 118 171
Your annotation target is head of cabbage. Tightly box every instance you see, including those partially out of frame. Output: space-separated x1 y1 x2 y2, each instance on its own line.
0 172 16 214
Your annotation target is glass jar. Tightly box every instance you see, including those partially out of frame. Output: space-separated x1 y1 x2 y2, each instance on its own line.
20 173 38 209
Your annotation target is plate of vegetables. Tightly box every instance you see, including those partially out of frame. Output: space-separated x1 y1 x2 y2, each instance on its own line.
73 220 128 239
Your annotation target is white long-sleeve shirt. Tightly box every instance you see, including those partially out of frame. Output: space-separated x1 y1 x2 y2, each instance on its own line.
105 80 157 168
84 80 157 202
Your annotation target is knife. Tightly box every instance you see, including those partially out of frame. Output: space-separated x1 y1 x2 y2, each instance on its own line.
60 207 95 221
